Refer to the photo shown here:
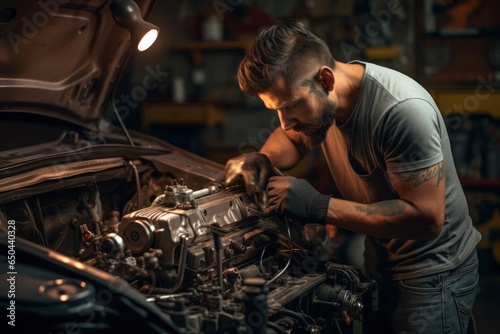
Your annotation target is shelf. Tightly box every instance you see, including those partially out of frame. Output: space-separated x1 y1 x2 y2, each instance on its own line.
172 39 254 66
141 101 226 130
424 28 500 38
426 88 500 118
460 178 500 189
173 40 254 52
363 45 401 60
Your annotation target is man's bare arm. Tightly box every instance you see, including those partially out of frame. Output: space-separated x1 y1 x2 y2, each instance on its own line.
326 162 446 240
260 127 308 170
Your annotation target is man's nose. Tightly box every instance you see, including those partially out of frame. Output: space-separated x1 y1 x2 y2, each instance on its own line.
278 110 297 131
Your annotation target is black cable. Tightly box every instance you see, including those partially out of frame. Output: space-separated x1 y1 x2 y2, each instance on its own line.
266 321 287 334
266 217 293 286
113 102 135 146
332 318 343 334
109 42 135 146
274 309 310 329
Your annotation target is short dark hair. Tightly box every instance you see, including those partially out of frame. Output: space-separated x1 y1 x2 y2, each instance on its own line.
237 19 335 96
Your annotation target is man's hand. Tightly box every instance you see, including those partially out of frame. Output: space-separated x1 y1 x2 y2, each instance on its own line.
225 152 274 195
264 176 330 224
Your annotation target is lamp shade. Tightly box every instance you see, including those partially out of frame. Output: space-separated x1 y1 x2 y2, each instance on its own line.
110 0 159 51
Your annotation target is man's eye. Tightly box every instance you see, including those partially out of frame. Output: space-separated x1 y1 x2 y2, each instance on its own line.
287 102 299 110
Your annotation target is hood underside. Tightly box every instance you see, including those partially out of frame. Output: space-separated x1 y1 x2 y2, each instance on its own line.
0 0 156 123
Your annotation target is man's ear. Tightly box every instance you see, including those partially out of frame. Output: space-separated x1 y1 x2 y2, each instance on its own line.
317 66 334 92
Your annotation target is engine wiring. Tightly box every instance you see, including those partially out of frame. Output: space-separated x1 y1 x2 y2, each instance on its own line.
24 200 47 247
265 216 293 286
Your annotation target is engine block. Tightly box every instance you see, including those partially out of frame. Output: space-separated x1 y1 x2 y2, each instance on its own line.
118 181 279 273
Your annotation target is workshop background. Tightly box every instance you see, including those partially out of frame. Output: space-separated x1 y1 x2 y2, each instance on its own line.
114 1 500 332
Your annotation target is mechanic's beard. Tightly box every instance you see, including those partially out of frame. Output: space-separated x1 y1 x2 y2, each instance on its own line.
294 102 336 149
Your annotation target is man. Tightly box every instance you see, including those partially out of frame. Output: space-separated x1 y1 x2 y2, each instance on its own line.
225 19 481 333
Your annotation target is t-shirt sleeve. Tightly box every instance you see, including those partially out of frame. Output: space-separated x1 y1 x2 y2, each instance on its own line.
378 98 443 173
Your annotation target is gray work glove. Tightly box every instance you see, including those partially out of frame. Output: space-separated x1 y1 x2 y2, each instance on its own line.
225 152 274 195
263 176 330 224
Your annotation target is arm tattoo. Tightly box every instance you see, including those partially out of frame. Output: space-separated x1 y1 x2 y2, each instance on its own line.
354 200 407 217
300 74 327 97
396 162 445 187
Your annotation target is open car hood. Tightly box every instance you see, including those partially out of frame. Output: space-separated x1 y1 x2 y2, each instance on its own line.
0 0 156 124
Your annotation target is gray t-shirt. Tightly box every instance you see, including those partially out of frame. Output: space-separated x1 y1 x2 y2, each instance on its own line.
321 61 481 280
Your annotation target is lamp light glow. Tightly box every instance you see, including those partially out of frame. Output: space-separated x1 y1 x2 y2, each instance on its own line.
138 28 158 51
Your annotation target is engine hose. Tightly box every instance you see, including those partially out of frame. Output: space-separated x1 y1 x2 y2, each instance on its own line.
266 321 287 334
150 234 188 294
274 309 310 329
128 160 142 210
